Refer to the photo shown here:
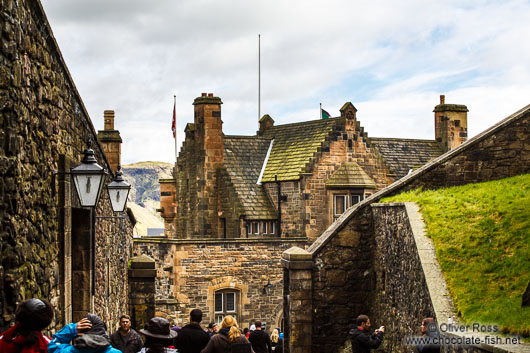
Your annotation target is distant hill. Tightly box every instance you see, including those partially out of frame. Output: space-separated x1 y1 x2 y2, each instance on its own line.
122 161 174 235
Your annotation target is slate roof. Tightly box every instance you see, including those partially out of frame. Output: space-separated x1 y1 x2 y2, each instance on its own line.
223 136 277 220
260 118 339 182
326 162 377 188
368 138 443 179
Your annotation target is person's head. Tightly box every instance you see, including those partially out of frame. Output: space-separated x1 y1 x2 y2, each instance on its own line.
119 315 132 333
356 315 371 330
250 324 256 331
254 321 262 330
207 322 218 333
243 328 249 335
221 316 240 343
139 317 178 346
421 318 436 335
15 298 54 332
271 329 279 343
81 313 108 337
190 309 202 324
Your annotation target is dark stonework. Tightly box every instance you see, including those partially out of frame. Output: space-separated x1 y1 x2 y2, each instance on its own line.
0 0 134 333
522 282 530 307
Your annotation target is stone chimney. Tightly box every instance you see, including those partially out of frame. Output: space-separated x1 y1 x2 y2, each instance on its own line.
258 114 274 135
97 110 122 174
433 95 468 152
193 93 223 237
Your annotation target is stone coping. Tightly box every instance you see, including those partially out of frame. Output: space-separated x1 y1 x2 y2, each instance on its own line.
134 237 308 245
404 202 530 353
308 103 530 256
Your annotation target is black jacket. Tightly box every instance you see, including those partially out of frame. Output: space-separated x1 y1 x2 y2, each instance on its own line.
175 323 210 353
110 329 143 353
248 330 271 353
416 328 441 353
349 327 383 353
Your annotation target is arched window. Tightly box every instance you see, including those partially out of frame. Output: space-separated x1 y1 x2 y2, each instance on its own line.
214 289 240 324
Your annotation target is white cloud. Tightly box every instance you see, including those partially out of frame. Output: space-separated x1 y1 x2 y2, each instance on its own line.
40 0 530 164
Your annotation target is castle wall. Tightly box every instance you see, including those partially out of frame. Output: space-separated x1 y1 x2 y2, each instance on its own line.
394 110 530 193
133 238 307 329
0 0 133 332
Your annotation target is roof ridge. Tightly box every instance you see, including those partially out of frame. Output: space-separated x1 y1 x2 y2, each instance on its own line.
225 135 271 140
369 137 437 143
266 117 340 130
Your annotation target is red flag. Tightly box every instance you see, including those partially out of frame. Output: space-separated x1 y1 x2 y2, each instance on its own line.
171 98 176 138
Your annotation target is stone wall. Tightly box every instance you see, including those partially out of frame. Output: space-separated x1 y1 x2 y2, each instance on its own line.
0 0 133 332
309 206 375 353
133 237 307 329
369 203 436 353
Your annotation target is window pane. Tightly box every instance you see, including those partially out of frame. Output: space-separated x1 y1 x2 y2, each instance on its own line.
215 314 224 324
263 222 268 234
352 195 361 205
334 195 346 215
226 292 235 312
271 222 275 235
215 293 223 312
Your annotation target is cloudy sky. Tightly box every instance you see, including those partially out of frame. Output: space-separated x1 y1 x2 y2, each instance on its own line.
40 0 530 165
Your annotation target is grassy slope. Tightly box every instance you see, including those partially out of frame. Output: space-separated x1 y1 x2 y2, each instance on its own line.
382 174 530 337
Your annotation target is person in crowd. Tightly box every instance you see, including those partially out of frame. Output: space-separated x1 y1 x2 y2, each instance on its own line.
248 321 271 353
138 317 178 353
243 328 249 339
175 309 210 353
200 315 254 353
349 315 384 353
416 318 440 353
206 323 218 338
270 329 282 353
109 314 143 353
48 313 120 353
0 298 54 353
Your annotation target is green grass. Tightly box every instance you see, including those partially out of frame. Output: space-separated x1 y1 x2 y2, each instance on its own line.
381 174 530 337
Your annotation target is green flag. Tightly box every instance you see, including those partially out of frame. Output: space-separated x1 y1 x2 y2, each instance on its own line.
321 108 331 119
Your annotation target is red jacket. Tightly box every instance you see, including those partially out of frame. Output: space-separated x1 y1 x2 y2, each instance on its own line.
0 324 51 353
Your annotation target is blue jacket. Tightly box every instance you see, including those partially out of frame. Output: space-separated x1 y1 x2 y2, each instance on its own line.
48 323 122 353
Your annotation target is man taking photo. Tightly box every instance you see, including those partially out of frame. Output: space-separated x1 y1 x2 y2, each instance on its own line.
349 315 384 353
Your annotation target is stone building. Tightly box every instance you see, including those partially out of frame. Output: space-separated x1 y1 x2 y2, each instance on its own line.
0 0 135 333
133 93 469 329
283 104 530 353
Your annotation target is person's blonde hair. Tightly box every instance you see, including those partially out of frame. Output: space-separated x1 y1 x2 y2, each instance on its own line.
221 315 240 343
271 329 279 343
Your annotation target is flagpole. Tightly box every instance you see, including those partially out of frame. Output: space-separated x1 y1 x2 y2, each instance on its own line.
258 34 261 120
320 102 322 120
174 95 178 163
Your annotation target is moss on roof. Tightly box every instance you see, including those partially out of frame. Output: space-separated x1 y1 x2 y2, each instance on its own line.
260 118 340 182
326 162 376 188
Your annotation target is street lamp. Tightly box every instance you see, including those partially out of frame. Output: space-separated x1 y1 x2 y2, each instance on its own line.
107 165 131 212
263 279 274 295
70 139 107 207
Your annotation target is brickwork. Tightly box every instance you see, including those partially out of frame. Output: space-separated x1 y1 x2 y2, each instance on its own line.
133 238 307 328
0 0 133 332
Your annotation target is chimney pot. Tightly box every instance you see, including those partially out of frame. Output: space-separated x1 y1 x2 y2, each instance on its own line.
202 93 207 97
208 93 213 97
440 95 445 105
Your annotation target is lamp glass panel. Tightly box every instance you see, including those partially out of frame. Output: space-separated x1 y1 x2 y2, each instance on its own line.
73 174 104 207
108 187 129 212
